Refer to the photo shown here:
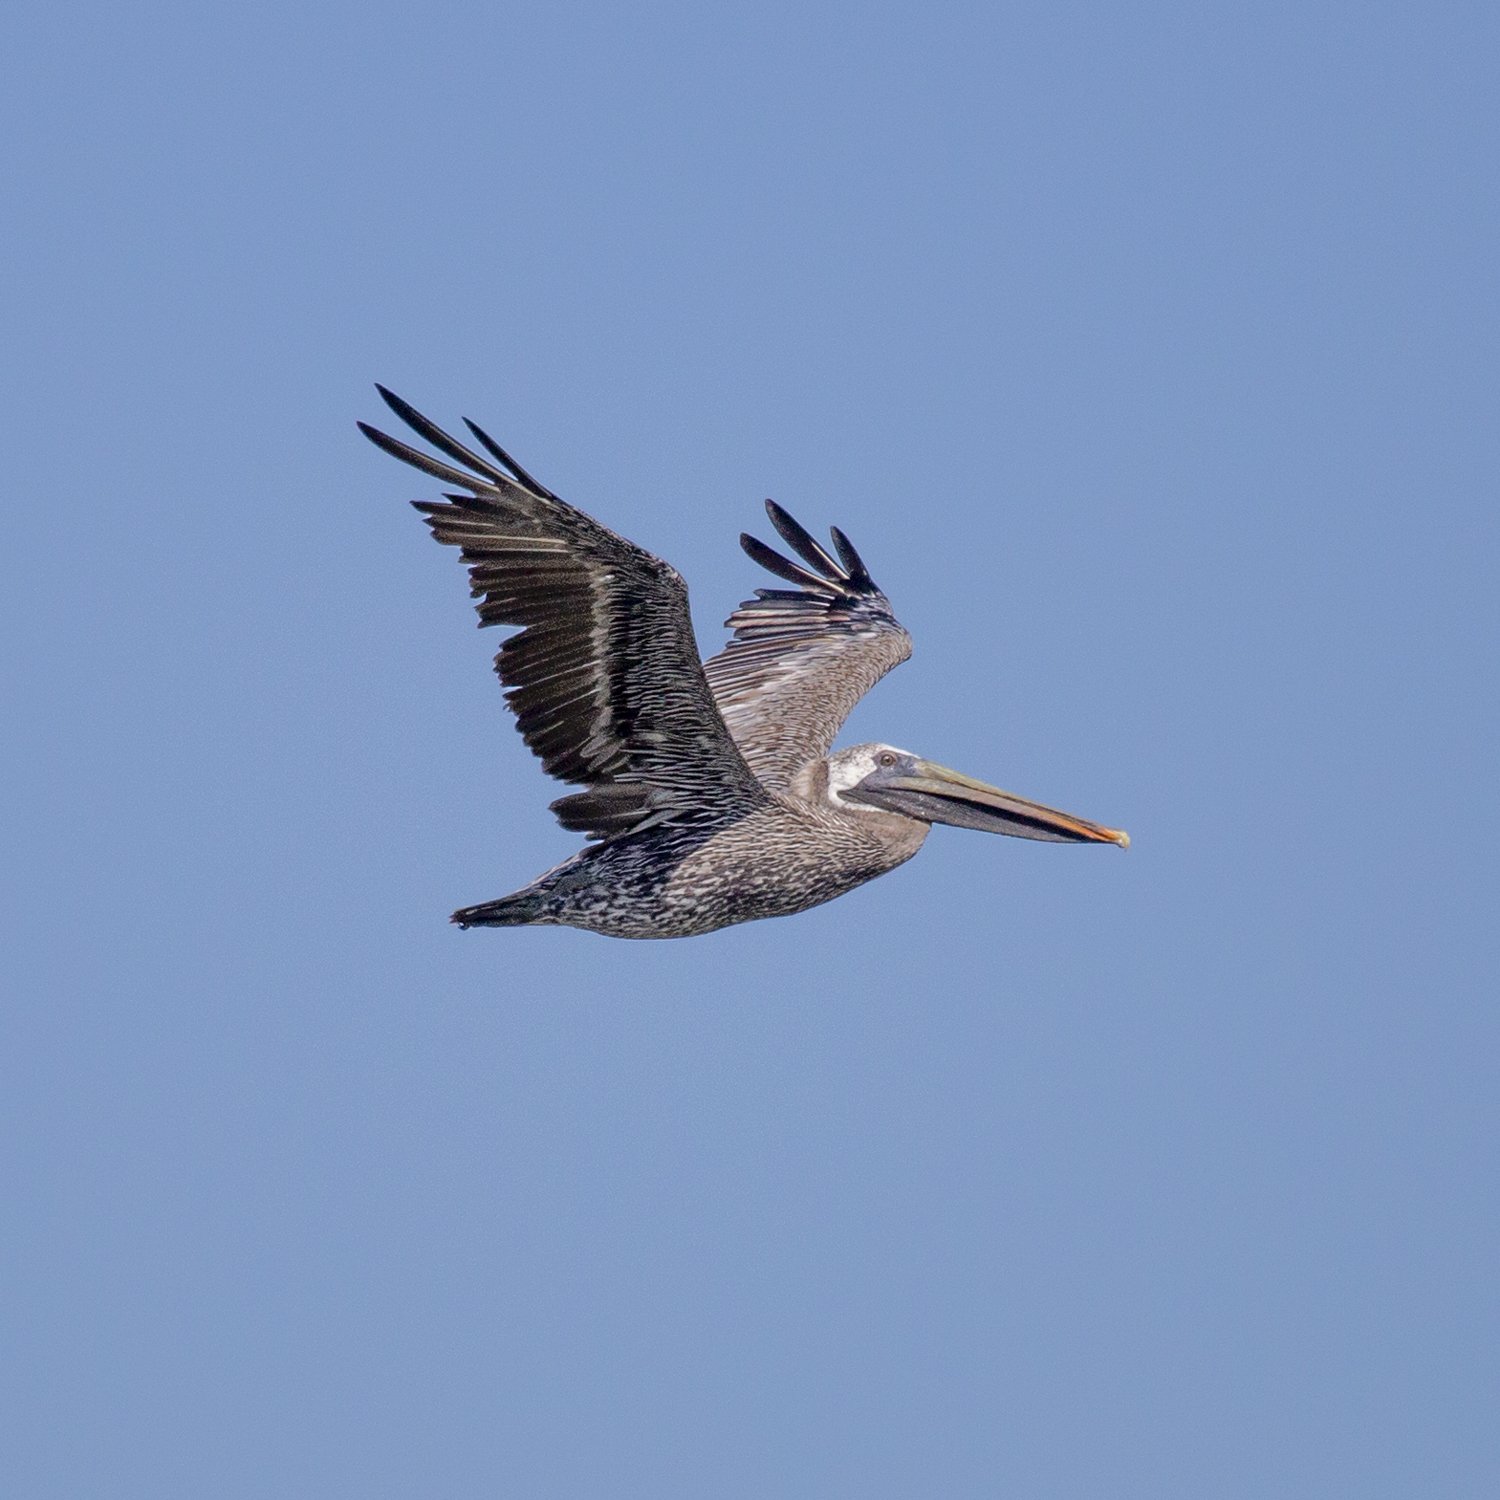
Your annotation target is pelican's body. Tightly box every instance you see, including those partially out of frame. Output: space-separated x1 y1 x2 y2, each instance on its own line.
457 750 930 939
361 389 1128 939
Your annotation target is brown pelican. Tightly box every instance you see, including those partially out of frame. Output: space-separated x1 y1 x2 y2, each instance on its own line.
361 387 1128 939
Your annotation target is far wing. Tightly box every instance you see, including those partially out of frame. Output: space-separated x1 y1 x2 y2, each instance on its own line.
361 388 769 840
702 502 912 788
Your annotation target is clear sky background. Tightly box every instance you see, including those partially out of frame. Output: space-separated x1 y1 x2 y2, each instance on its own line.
5 2 1496 1495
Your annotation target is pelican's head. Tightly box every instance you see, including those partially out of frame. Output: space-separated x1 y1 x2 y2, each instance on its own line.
827 743 1129 847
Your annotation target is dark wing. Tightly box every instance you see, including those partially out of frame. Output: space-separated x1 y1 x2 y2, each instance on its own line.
702 502 912 787
361 388 769 840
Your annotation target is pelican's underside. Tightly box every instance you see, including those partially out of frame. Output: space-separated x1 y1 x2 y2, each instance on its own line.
451 796 928 939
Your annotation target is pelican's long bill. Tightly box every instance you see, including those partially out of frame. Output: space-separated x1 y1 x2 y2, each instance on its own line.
844 757 1130 847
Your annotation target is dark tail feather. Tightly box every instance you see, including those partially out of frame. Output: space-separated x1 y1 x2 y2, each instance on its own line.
451 892 547 929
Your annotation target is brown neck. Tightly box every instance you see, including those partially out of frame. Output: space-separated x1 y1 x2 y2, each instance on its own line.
788 757 930 862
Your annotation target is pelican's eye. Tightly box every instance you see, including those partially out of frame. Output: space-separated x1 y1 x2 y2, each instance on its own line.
876 751 898 769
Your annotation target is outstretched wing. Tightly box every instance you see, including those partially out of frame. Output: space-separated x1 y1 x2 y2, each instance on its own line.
702 502 912 787
361 388 769 840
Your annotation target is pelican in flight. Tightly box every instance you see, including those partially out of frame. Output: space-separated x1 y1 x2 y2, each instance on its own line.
361 388 1128 938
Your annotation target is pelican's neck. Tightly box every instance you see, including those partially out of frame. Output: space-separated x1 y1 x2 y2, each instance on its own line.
787 755 930 859
787 757 830 807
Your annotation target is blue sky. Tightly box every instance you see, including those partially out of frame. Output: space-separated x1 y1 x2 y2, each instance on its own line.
5 1 1497 1494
